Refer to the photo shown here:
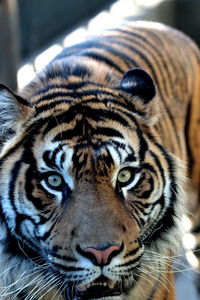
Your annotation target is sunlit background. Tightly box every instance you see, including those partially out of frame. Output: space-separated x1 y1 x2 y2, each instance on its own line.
17 0 167 89
0 0 200 299
1 0 199 91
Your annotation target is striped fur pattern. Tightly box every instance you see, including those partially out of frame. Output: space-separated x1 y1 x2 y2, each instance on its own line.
0 22 199 300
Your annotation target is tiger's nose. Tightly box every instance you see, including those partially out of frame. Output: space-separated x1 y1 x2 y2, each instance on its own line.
77 244 123 266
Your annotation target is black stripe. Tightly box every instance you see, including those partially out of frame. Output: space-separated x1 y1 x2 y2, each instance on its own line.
43 150 56 169
132 202 147 215
71 64 91 77
124 247 140 258
94 127 123 138
34 81 87 98
137 127 148 162
134 200 152 209
118 253 143 268
162 101 182 150
36 100 72 115
142 162 157 174
98 148 114 168
130 202 145 217
83 107 130 127
124 153 137 163
184 101 193 171
52 263 86 272
138 177 154 199
9 158 23 214
42 145 65 168
55 39 106 58
37 220 58 241
88 38 138 67
112 29 159 47
76 51 124 73
72 152 88 179
36 91 75 103
24 167 50 211
149 150 165 184
48 252 77 262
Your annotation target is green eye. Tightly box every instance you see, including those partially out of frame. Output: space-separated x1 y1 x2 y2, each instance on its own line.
47 174 63 188
117 169 132 184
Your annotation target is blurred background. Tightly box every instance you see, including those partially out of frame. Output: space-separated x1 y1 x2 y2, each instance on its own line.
0 0 200 299
1 0 200 91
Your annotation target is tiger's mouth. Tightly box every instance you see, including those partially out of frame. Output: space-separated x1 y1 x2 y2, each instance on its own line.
65 276 123 299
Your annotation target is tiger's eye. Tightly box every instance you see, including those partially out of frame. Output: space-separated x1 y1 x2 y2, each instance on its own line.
117 169 132 184
47 174 63 188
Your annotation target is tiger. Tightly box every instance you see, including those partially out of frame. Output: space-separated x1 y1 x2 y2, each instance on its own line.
0 21 199 300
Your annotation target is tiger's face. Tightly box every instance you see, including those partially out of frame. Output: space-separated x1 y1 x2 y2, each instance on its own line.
0 68 183 299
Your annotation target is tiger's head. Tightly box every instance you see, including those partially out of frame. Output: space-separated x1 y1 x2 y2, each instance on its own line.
0 66 185 299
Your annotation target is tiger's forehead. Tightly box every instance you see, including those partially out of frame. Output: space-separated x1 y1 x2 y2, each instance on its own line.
32 96 142 175
35 137 139 175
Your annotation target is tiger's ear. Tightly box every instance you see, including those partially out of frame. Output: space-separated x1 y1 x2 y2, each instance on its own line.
0 84 31 144
120 68 159 125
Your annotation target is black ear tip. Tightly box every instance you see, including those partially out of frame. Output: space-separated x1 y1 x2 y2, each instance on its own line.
0 83 30 107
0 83 16 96
120 68 156 103
0 83 9 91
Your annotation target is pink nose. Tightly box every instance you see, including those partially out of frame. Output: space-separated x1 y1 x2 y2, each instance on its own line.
84 245 121 265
